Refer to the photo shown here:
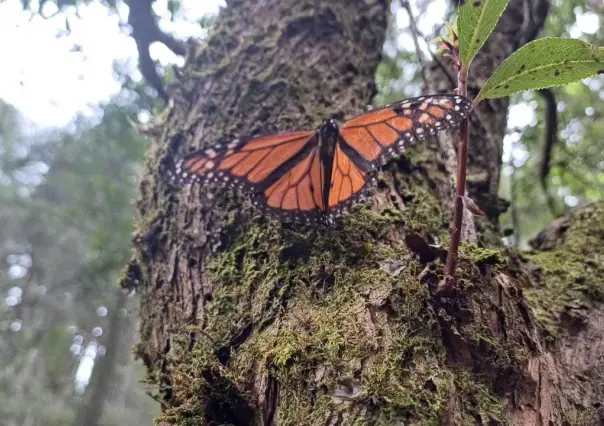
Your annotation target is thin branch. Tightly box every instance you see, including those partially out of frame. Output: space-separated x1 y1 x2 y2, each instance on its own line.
440 45 469 293
520 0 549 44
400 0 459 88
125 0 187 102
509 159 520 248
400 1 427 86
537 88 561 217
428 51 458 89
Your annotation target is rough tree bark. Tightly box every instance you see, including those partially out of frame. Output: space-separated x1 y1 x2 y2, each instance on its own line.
122 0 604 424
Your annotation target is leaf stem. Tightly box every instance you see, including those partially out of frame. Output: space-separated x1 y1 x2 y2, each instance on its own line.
439 65 470 293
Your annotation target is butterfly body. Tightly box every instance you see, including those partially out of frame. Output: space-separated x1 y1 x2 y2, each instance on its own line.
317 119 342 215
163 94 473 224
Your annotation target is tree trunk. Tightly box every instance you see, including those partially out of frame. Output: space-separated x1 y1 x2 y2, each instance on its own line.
123 1 604 425
74 291 129 426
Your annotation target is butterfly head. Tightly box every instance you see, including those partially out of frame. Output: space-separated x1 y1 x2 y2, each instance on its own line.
318 118 339 155
324 118 338 130
320 118 339 139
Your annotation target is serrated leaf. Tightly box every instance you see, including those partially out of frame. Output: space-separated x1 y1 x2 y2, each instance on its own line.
458 0 509 67
476 38 604 102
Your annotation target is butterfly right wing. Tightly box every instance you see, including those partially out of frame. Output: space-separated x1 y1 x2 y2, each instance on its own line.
325 140 372 219
338 94 472 170
323 94 472 219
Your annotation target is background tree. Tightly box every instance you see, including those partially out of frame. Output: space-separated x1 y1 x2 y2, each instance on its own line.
0 99 159 425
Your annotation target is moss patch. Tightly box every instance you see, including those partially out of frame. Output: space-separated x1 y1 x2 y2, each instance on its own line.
523 203 604 335
154 179 522 424
460 242 506 267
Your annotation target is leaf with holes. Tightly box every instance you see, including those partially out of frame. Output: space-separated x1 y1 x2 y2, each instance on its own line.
458 0 509 68
475 38 604 103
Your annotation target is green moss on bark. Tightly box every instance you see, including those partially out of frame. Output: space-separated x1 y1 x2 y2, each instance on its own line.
155 179 520 425
523 203 604 336
460 243 506 267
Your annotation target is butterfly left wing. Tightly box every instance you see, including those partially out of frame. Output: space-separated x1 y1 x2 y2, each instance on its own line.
163 130 336 223
338 94 472 171
251 142 330 223
164 131 314 188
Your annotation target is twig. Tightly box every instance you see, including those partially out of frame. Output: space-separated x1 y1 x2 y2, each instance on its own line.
400 1 427 85
125 0 187 102
428 50 458 88
396 1 458 88
509 158 520 248
439 57 469 294
537 88 561 217
399 1 458 88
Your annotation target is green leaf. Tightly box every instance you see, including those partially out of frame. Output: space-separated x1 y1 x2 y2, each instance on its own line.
476 38 604 103
167 0 181 21
458 0 509 67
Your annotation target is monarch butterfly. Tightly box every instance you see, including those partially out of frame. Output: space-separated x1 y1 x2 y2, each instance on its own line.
163 94 472 224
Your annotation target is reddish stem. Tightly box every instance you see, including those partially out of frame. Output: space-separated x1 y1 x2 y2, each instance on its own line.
439 66 469 293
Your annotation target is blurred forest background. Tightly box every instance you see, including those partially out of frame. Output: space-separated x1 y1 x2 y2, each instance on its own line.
0 0 602 425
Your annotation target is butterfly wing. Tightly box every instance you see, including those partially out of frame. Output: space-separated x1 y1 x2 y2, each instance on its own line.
253 143 328 223
339 94 472 170
321 94 472 218
163 130 332 222
325 140 373 219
